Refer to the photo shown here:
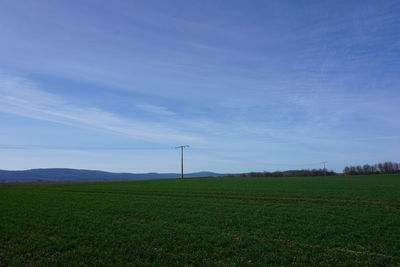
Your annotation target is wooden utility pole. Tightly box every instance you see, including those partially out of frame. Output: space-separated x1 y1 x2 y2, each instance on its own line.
321 161 328 176
175 145 189 178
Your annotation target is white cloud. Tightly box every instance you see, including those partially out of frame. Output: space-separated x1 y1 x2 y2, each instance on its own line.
0 75 199 143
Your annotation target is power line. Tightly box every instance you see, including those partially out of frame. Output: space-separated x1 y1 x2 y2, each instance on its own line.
175 145 189 179
0 144 331 172
0 145 173 151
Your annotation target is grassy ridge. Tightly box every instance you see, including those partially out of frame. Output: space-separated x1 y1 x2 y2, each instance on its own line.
1 175 399 266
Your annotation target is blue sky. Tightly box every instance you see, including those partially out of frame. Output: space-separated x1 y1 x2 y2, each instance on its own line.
0 0 399 173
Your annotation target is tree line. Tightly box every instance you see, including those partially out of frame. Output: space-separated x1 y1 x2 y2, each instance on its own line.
224 169 337 178
223 161 400 178
343 161 400 175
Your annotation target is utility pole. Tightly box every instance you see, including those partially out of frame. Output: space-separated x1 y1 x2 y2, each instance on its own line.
321 161 328 176
175 145 189 179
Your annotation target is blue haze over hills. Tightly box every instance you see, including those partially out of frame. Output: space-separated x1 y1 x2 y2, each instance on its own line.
0 169 222 183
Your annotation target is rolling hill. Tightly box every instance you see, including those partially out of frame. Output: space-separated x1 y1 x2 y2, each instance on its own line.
0 168 222 183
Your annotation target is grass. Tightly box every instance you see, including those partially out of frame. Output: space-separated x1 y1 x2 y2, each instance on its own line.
1 174 399 266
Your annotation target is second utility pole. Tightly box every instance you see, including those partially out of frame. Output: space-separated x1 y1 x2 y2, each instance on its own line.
321 161 328 176
176 145 189 178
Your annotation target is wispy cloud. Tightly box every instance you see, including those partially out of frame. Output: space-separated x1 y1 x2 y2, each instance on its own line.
136 104 175 116
0 75 199 143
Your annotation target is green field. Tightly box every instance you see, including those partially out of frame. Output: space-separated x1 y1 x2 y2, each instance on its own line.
1 175 400 266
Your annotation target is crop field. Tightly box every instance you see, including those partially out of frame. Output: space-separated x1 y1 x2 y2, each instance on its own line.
1 175 400 266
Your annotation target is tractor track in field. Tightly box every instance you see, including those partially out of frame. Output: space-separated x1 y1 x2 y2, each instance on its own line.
48 189 400 211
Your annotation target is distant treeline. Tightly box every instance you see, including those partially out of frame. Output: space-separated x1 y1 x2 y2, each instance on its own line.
343 161 400 175
224 169 337 178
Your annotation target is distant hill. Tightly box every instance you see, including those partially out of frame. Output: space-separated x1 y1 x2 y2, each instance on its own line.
0 168 223 183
